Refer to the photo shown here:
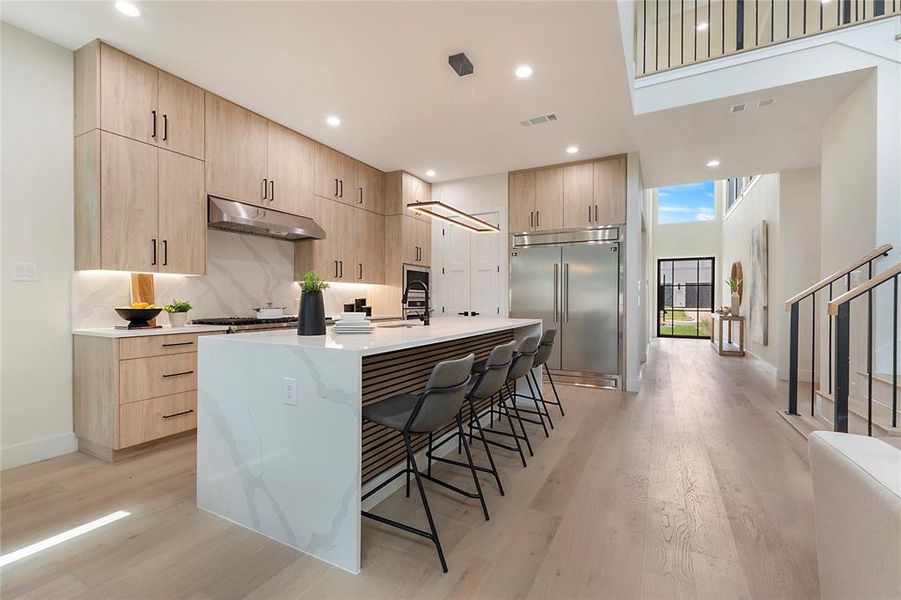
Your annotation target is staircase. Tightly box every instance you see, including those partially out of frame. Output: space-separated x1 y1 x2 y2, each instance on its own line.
781 245 900 439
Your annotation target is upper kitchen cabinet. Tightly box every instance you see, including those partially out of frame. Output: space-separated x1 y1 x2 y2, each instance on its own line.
353 209 386 283
356 163 384 213
75 41 204 159
509 171 536 233
157 71 205 159
315 144 357 205
75 131 205 275
294 198 355 281
535 167 564 231
593 155 627 225
205 94 268 206
563 162 594 228
384 171 431 221
267 122 315 217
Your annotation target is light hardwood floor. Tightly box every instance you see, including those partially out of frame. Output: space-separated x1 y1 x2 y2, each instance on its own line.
0 339 818 599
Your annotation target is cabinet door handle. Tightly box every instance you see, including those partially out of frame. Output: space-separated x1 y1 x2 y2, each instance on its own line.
270 180 275 203
162 240 168 266
358 263 363 280
339 179 344 198
594 204 598 222
163 114 168 141
151 238 157 266
151 110 157 138
162 370 194 378
161 341 194 348
334 178 339 197
529 211 533 228
358 187 363 204
536 210 540 228
262 178 268 200
162 409 194 420
339 260 343 278
334 260 339 278
588 205 592 223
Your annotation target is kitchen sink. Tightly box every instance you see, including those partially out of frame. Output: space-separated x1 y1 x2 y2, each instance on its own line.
377 322 421 328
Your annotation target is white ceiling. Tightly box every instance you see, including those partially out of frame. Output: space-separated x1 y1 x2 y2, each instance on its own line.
0 1 866 187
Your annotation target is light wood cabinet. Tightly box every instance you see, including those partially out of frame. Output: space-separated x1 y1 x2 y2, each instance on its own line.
356 163 384 213
563 162 594 228
593 155 627 225
417 218 432 266
157 71 205 159
159 150 206 275
509 171 536 233
205 94 268 206
267 122 315 217
384 171 431 221
353 209 386 284
76 132 206 275
74 332 219 462
315 144 357 205
294 198 356 281
99 43 158 144
535 167 564 231
401 215 420 264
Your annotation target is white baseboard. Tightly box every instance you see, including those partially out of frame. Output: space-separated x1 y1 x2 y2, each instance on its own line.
745 350 779 380
1 432 77 470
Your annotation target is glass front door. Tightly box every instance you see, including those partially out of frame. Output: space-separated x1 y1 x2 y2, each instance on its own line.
657 257 715 338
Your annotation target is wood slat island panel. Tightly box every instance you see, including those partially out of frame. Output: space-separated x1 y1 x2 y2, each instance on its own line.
360 329 513 483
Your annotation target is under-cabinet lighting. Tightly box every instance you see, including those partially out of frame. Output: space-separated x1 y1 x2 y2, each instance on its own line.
407 201 500 233
114 2 141 17
0 511 130 568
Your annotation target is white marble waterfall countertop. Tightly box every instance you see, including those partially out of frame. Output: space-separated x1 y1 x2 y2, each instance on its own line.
203 317 542 355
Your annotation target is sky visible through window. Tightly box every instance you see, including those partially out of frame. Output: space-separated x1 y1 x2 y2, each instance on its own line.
657 181 715 224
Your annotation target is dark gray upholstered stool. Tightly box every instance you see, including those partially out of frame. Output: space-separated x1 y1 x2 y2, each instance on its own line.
360 353 477 573
425 340 516 497
531 328 564 416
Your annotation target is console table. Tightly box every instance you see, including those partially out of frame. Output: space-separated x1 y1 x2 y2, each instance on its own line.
711 314 745 356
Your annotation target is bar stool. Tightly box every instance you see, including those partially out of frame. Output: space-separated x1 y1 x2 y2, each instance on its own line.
532 328 565 416
499 333 553 438
426 340 517 497
480 334 541 463
360 353 477 573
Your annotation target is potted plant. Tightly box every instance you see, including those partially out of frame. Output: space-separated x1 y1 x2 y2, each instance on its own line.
726 277 742 316
297 272 329 336
164 299 192 328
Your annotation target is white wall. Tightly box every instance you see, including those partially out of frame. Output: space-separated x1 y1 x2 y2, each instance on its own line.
625 152 644 391
1 23 76 468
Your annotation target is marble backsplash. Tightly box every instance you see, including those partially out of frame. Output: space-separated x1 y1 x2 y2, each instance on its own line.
72 230 395 329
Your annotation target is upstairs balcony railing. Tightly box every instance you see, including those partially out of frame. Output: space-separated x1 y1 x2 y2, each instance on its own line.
636 0 901 76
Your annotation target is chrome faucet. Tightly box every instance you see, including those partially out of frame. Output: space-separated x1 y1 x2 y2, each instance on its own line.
402 280 430 326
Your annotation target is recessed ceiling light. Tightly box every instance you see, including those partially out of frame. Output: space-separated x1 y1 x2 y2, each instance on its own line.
706 159 720 167
515 65 533 79
697 22 708 31
325 116 341 127
425 169 436 178
114 2 141 17
566 146 579 154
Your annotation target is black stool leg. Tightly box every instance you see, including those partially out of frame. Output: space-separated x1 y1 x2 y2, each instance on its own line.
529 370 555 430
457 415 489 521
497 390 527 467
545 364 565 416
405 433 447 572
427 432 433 478
525 374 550 437
504 381 534 456
468 396 504 495
405 451 411 498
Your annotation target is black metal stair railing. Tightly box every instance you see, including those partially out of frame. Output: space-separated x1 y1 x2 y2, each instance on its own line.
784 244 892 418
829 261 901 435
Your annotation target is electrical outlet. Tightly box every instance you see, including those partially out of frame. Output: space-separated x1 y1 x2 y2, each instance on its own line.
283 377 297 406
13 262 39 281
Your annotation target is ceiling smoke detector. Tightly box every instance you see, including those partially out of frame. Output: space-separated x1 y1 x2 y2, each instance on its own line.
520 113 558 127
448 52 474 77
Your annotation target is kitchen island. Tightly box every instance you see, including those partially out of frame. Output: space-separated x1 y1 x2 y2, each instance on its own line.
196 317 542 573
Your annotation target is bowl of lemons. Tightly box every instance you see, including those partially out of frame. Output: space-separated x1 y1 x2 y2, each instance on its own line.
115 302 163 329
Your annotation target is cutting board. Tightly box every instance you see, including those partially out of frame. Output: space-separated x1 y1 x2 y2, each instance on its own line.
130 273 157 327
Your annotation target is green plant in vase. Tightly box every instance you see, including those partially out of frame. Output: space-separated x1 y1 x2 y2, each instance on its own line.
726 277 742 316
163 299 192 328
297 272 328 335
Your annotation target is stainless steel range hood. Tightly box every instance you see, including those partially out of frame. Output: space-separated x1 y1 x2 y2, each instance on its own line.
207 196 325 241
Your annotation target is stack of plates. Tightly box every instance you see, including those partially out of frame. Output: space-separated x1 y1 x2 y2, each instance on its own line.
333 312 374 334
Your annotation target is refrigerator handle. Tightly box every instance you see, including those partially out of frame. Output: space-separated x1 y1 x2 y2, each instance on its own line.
553 263 559 322
563 262 570 322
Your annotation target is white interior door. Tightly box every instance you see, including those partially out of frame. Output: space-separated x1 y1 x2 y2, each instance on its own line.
469 222 501 317
442 223 471 316
435 212 502 318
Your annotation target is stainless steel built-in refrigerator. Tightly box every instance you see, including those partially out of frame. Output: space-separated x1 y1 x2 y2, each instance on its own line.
510 228 622 388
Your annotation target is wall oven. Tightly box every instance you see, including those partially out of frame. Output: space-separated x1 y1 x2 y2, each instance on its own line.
402 264 430 320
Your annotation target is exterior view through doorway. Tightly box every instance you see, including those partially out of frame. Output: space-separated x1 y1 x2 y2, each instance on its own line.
657 257 715 338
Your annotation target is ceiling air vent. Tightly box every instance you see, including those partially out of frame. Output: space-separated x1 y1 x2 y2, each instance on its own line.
757 97 776 108
520 112 559 127
730 103 747 113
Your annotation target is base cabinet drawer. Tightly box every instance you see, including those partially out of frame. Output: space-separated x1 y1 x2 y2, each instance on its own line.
119 353 197 404
119 392 197 448
119 332 211 359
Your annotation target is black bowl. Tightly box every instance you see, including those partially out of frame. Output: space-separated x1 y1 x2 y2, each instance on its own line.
115 307 162 328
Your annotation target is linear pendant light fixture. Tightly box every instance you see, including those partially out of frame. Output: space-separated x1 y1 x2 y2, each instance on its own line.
406 201 500 233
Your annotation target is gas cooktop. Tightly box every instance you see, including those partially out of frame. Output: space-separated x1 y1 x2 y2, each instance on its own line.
191 316 300 332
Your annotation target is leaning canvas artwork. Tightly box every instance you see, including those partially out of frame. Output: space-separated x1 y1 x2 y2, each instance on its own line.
749 220 769 345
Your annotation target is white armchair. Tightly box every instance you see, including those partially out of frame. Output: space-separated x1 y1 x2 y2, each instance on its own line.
809 431 901 600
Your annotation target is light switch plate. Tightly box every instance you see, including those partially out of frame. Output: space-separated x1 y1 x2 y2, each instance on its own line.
13 263 39 281
283 377 297 406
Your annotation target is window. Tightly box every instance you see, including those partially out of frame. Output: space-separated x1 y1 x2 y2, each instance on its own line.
725 175 760 215
657 258 715 339
656 181 715 224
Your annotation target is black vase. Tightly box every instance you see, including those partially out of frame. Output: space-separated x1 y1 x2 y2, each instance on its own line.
298 291 326 336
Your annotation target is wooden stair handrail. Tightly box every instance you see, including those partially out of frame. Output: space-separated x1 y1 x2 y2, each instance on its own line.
784 244 892 310
827 262 901 315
